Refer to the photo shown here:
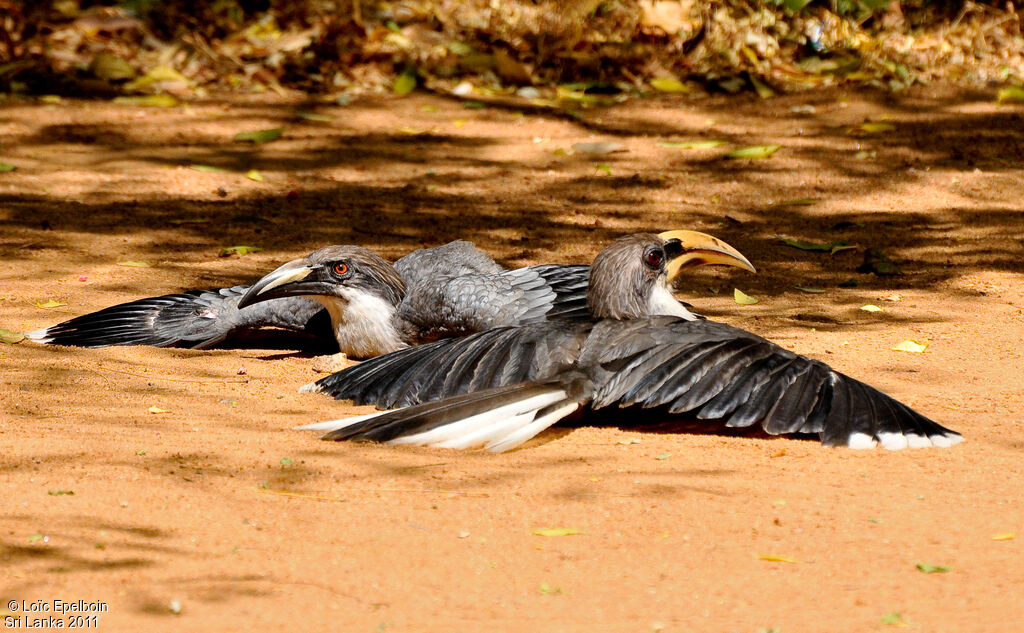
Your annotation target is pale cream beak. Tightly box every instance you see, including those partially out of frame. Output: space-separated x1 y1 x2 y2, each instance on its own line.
657 229 757 282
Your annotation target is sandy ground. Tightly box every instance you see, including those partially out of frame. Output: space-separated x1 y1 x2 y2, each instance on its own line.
1 86 1023 632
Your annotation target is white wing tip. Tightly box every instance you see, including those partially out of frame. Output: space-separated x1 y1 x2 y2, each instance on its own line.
929 432 963 448
299 382 321 394
847 432 877 449
25 328 52 343
849 430 963 450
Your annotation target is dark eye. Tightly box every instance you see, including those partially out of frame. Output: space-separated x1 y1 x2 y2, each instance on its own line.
333 262 349 275
644 249 664 269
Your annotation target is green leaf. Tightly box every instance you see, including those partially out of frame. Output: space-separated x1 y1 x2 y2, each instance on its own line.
594 164 612 175
112 95 178 108
233 128 284 144
538 582 562 595
649 78 689 93
1 328 25 344
734 289 758 305
190 164 228 173
137 449 147 456
462 101 485 109
219 245 262 257
393 71 417 95
655 452 671 460
27 533 44 543
657 140 725 149
784 0 814 10
880 612 903 625
916 562 950 574
117 260 150 267
997 86 1024 104
280 457 293 466
794 286 826 294
47 490 74 496
0 162 16 172
245 169 264 182
532 527 583 537
860 122 896 133
726 144 780 159
297 111 332 122
36 299 67 309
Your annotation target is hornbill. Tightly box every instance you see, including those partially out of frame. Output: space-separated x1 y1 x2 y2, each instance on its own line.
231 231 755 357
300 233 963 451
26 241 531 353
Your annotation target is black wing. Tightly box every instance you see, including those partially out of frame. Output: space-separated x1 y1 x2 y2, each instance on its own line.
306 320 592 409
579 318 962 448
28 286 331 349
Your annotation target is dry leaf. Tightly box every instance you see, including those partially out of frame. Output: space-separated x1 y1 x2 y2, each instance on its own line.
891 339 928 353
758 554 798 563
0 328 25 344
148 406 169 414
532 527 583 537
117 261 150 267
35 300 67 309
860 304 883 312
860 122 896 133
233 128 283 143
734 289 758 305
657 140 725 149
726 145 780 159
992 532 1017 541
649 78 689 93
219 246 262 257
393 71 417 95
113 95 179 107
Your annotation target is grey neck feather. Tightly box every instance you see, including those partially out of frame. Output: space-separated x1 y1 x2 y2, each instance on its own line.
587 235 659 320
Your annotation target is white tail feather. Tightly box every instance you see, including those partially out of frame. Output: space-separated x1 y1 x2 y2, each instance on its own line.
25 328 51 343
295 409 387 432
485 402 580 452
387 390 569 449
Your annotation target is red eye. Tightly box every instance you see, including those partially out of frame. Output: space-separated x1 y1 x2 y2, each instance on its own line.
645 249 664 269
333 262 349 275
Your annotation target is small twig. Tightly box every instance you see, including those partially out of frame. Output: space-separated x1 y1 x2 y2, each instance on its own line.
256 486 490 499
87 364 248 384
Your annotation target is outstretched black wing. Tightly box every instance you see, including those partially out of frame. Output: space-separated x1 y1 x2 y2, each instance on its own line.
578 318 960 448
307 315 961 450
28 286 331 349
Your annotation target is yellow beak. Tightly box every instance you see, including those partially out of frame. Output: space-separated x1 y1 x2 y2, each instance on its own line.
657 229 757 281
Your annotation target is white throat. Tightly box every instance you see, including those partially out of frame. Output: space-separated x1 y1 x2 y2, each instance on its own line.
316 291 408 358
647 283 698 320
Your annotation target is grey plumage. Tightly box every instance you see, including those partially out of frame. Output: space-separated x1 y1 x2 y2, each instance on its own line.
235 246 599 357
304 233 962 451
26 241 502 352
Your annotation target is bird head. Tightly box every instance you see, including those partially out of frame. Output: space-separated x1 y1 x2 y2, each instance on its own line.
587 230 755 320
236 246 406 312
